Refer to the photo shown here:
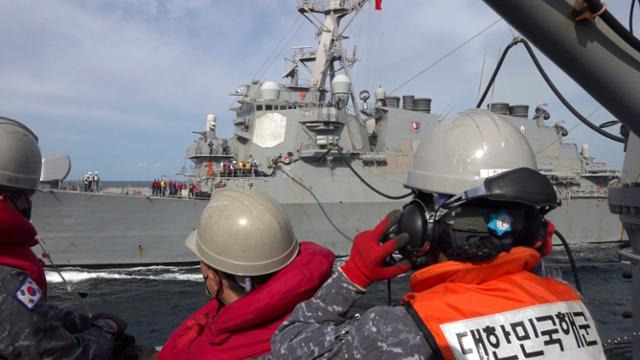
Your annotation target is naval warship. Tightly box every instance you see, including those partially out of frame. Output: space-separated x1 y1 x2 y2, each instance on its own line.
31 0 624 266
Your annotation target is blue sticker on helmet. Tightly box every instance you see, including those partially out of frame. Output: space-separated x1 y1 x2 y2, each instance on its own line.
487 210 512 236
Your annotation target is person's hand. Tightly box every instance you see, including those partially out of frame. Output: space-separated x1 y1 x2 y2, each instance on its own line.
92 313 128 335
340 210 410 290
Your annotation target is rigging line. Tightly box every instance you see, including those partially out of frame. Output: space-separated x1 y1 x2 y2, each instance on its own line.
252 16 301 80
389 18 502 95
534 106 601 156
281 166 324 243
276 165 353 242
476 53 487 100
261 19 307 79
36 237 92 316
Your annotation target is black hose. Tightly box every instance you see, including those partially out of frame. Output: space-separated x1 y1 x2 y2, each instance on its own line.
336 147 414 200
520 40 625 143
475 39 521 109
630 0 636 35
601 9 640 54
476 38 625 143
585 0 640 54
553 230 582 293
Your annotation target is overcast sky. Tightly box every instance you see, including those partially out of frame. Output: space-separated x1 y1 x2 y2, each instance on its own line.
1 0 636 180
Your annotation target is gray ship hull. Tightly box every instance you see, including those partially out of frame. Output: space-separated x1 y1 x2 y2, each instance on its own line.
31 170 623 267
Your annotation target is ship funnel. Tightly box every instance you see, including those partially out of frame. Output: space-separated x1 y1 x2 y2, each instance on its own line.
206 114 216 131
260 81 280 101
332 74 351 108
488 102 510 115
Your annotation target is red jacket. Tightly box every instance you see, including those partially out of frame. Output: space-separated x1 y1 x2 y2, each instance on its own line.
403 247 604 359
159 241 335 360
0 200 47 295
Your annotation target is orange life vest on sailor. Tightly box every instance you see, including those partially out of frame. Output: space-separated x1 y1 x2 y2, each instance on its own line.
403 247 605 360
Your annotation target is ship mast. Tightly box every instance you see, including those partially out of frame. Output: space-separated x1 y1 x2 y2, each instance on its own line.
296 0 369 117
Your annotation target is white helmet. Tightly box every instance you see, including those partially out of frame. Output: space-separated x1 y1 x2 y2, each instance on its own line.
406 109 537 195
186 189 299 276
0 117 42 191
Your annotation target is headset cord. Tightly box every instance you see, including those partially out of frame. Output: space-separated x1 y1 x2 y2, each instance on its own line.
552 230 582 293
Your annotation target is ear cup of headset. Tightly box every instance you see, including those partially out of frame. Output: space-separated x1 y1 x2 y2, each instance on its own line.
396 201 441 269
397 202 427 251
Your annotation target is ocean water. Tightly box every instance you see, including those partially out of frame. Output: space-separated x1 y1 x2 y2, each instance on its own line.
45 244 634 356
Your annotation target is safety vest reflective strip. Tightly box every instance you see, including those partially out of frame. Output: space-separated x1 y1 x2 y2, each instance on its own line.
403 248 605 360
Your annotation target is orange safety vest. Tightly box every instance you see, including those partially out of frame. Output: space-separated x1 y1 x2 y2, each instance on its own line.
403 247 605 360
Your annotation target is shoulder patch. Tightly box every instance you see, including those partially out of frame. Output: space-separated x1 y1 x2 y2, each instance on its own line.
13 276 43 311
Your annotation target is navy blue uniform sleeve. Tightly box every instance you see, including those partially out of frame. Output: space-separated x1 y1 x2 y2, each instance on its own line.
271 271 434 359
0 267 115 359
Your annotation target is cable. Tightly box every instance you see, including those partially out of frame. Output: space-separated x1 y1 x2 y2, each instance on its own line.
336 147 414 200
585 0 640 54
475 39 521 108
275 164 353 242
631 0 637 35
390 18 502 95
252 16 301 80
36 236 92 316
476 38 625 143
553 230 582 293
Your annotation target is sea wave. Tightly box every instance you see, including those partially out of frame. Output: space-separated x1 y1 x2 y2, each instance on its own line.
45 267 202 283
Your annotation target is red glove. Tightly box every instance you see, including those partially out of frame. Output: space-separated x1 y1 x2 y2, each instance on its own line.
340 210 410 290
534 219 555 256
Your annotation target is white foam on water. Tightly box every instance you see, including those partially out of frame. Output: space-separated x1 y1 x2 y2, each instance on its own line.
45 269 202 283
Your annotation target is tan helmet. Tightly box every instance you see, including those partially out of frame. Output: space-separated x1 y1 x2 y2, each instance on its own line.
186 189 299 276
0 117 42 191
406 109 537 195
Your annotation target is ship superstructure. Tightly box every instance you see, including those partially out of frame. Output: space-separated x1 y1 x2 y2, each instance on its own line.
30 0 623 266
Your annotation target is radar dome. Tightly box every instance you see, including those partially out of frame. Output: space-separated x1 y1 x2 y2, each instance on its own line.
260 81 280 101
332 74 351 95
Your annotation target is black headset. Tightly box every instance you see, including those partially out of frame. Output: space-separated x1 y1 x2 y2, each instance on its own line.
392 168 559 268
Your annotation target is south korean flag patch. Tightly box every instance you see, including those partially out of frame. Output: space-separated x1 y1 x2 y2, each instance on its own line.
14 277 42 311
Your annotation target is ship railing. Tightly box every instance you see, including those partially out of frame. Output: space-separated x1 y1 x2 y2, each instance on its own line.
186 148 233 158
